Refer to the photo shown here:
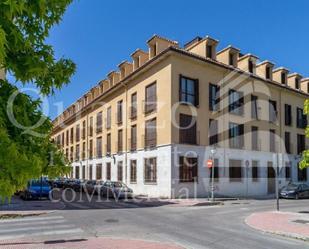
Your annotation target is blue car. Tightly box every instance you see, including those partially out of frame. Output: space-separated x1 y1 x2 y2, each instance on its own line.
20 180 52 200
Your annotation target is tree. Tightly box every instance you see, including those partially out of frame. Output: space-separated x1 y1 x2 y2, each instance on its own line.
0 0 75 199
300 99 309 169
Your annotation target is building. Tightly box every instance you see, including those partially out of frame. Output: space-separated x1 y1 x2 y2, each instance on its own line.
52 35 309 198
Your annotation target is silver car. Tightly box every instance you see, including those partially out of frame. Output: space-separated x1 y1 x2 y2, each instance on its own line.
100 181 133 199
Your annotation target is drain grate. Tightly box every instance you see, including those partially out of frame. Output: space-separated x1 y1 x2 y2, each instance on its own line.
299 211 309 214
105 219 119 223
293 219 309 224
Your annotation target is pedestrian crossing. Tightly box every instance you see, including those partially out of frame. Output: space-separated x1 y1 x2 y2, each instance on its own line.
0 215 83 240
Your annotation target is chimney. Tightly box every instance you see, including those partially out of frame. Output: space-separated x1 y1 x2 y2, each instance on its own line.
256 61 274 80
107 71 120 87
273 67 289 85
238 54 259 74
131 49 149 70
147 35 178 59
186 36 219 60
217 46 240 67
301 78 309 93
288 73 302 90
118 61 133 80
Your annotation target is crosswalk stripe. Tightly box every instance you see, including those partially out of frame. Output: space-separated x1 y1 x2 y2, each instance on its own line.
0 224 76 234
0 219 66 227
0 228 83 241
0 216 64 223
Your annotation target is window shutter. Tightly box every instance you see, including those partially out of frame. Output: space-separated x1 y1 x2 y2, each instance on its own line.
179 75 183 102
195 79 199 106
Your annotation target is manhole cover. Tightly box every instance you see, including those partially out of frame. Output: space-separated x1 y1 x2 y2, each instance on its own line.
293 219 309 224
104 219 118 223
299 211 309 214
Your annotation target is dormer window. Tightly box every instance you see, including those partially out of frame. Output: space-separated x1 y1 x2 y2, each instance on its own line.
281 72 286 84
248 60 254 73
136 57 140 68
307 83 309 94
229 53 234 66
266 66 271 79
295 78 300 89
153 44 157 57
206 44 212 59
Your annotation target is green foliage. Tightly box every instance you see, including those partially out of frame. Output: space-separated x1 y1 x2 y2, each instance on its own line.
300 99 309 169
0 0 75 199
0 0 76 95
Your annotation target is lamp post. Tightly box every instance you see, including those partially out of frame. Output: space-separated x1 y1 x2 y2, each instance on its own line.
210 147 217 202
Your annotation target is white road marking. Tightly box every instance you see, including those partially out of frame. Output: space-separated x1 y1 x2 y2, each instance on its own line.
0 216 64 223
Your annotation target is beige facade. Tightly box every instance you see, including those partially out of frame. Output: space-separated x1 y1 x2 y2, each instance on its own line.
52 35 309 198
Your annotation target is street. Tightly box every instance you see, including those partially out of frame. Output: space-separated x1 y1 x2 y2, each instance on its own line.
0 193 309 249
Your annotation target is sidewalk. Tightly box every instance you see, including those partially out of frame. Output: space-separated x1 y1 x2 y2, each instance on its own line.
0 237 184 249
246 211 309 241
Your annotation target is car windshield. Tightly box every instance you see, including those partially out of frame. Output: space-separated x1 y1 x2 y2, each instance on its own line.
113 182 126 188
284 184 299 190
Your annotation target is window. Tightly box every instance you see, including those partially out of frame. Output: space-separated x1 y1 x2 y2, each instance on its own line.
96 164 102 180
70 146 74 161
248 60 254 73
117 161 123 181
145 118 157 148
82 120 86 139
251 95 258 119
298 166 307 182
229 159 242 182
130 160 137 183
117 100 123 124
130 92 137 119
75 144 80 161
179 156 198 182
118 129 123 153
209 158 219 182
252 160 259 182
106 107 111 129
96 137 102 158
209 83 220 111
144 158 157 183
281 72 286 84
65 148 69 160
285 104 292 126
285 162 291 179
229 123 244 149
70 127 74 143
179 114 197 144
89 165 93 180
179 75 199 106
131 125 137 151
285 132 291 154
229 89 244 115
209 119 218 145
297 107 307 129
269 100 277 123
297 134 305 155
82 166 85 179
61 133 64 147
145 82 157 113
75 166 80 179
206 44 212 59
66 130 69 146
82 142 86 160
269 129 276 152
89 140 93 159
106 133 111 155
295 78 300 89
251 126 259 150
89 117 93 136
106 163 111 180
76 124 80 142
96 112 102 133
229 53 234 66
266 66 271 79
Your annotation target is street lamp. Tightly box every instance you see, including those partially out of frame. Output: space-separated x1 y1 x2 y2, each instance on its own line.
210 147 217 202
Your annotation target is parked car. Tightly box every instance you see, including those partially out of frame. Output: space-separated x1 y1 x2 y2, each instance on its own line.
94 180 105 194
280 183 309 199
20 179 52 200
100 181 133 199
63 179 84 192
81 180 97 193
51 178 68 188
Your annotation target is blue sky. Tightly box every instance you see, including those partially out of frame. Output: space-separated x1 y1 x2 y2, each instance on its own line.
43 0 309 119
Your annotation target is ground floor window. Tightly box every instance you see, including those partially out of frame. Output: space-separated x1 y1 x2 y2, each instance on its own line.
298 165 307 182
179 156 198 182
144 158 157 183
209 158 219 182
118 161 123 182
89 165 93 180
75 166 80 179
106 162 111 180
130 160 137 183
96 164 102 180
252 160 259 182
82 165 86 179
285 162 291 179
229 159 242 182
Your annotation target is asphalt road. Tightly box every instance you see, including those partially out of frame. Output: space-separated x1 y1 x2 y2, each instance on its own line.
2 193 309 249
